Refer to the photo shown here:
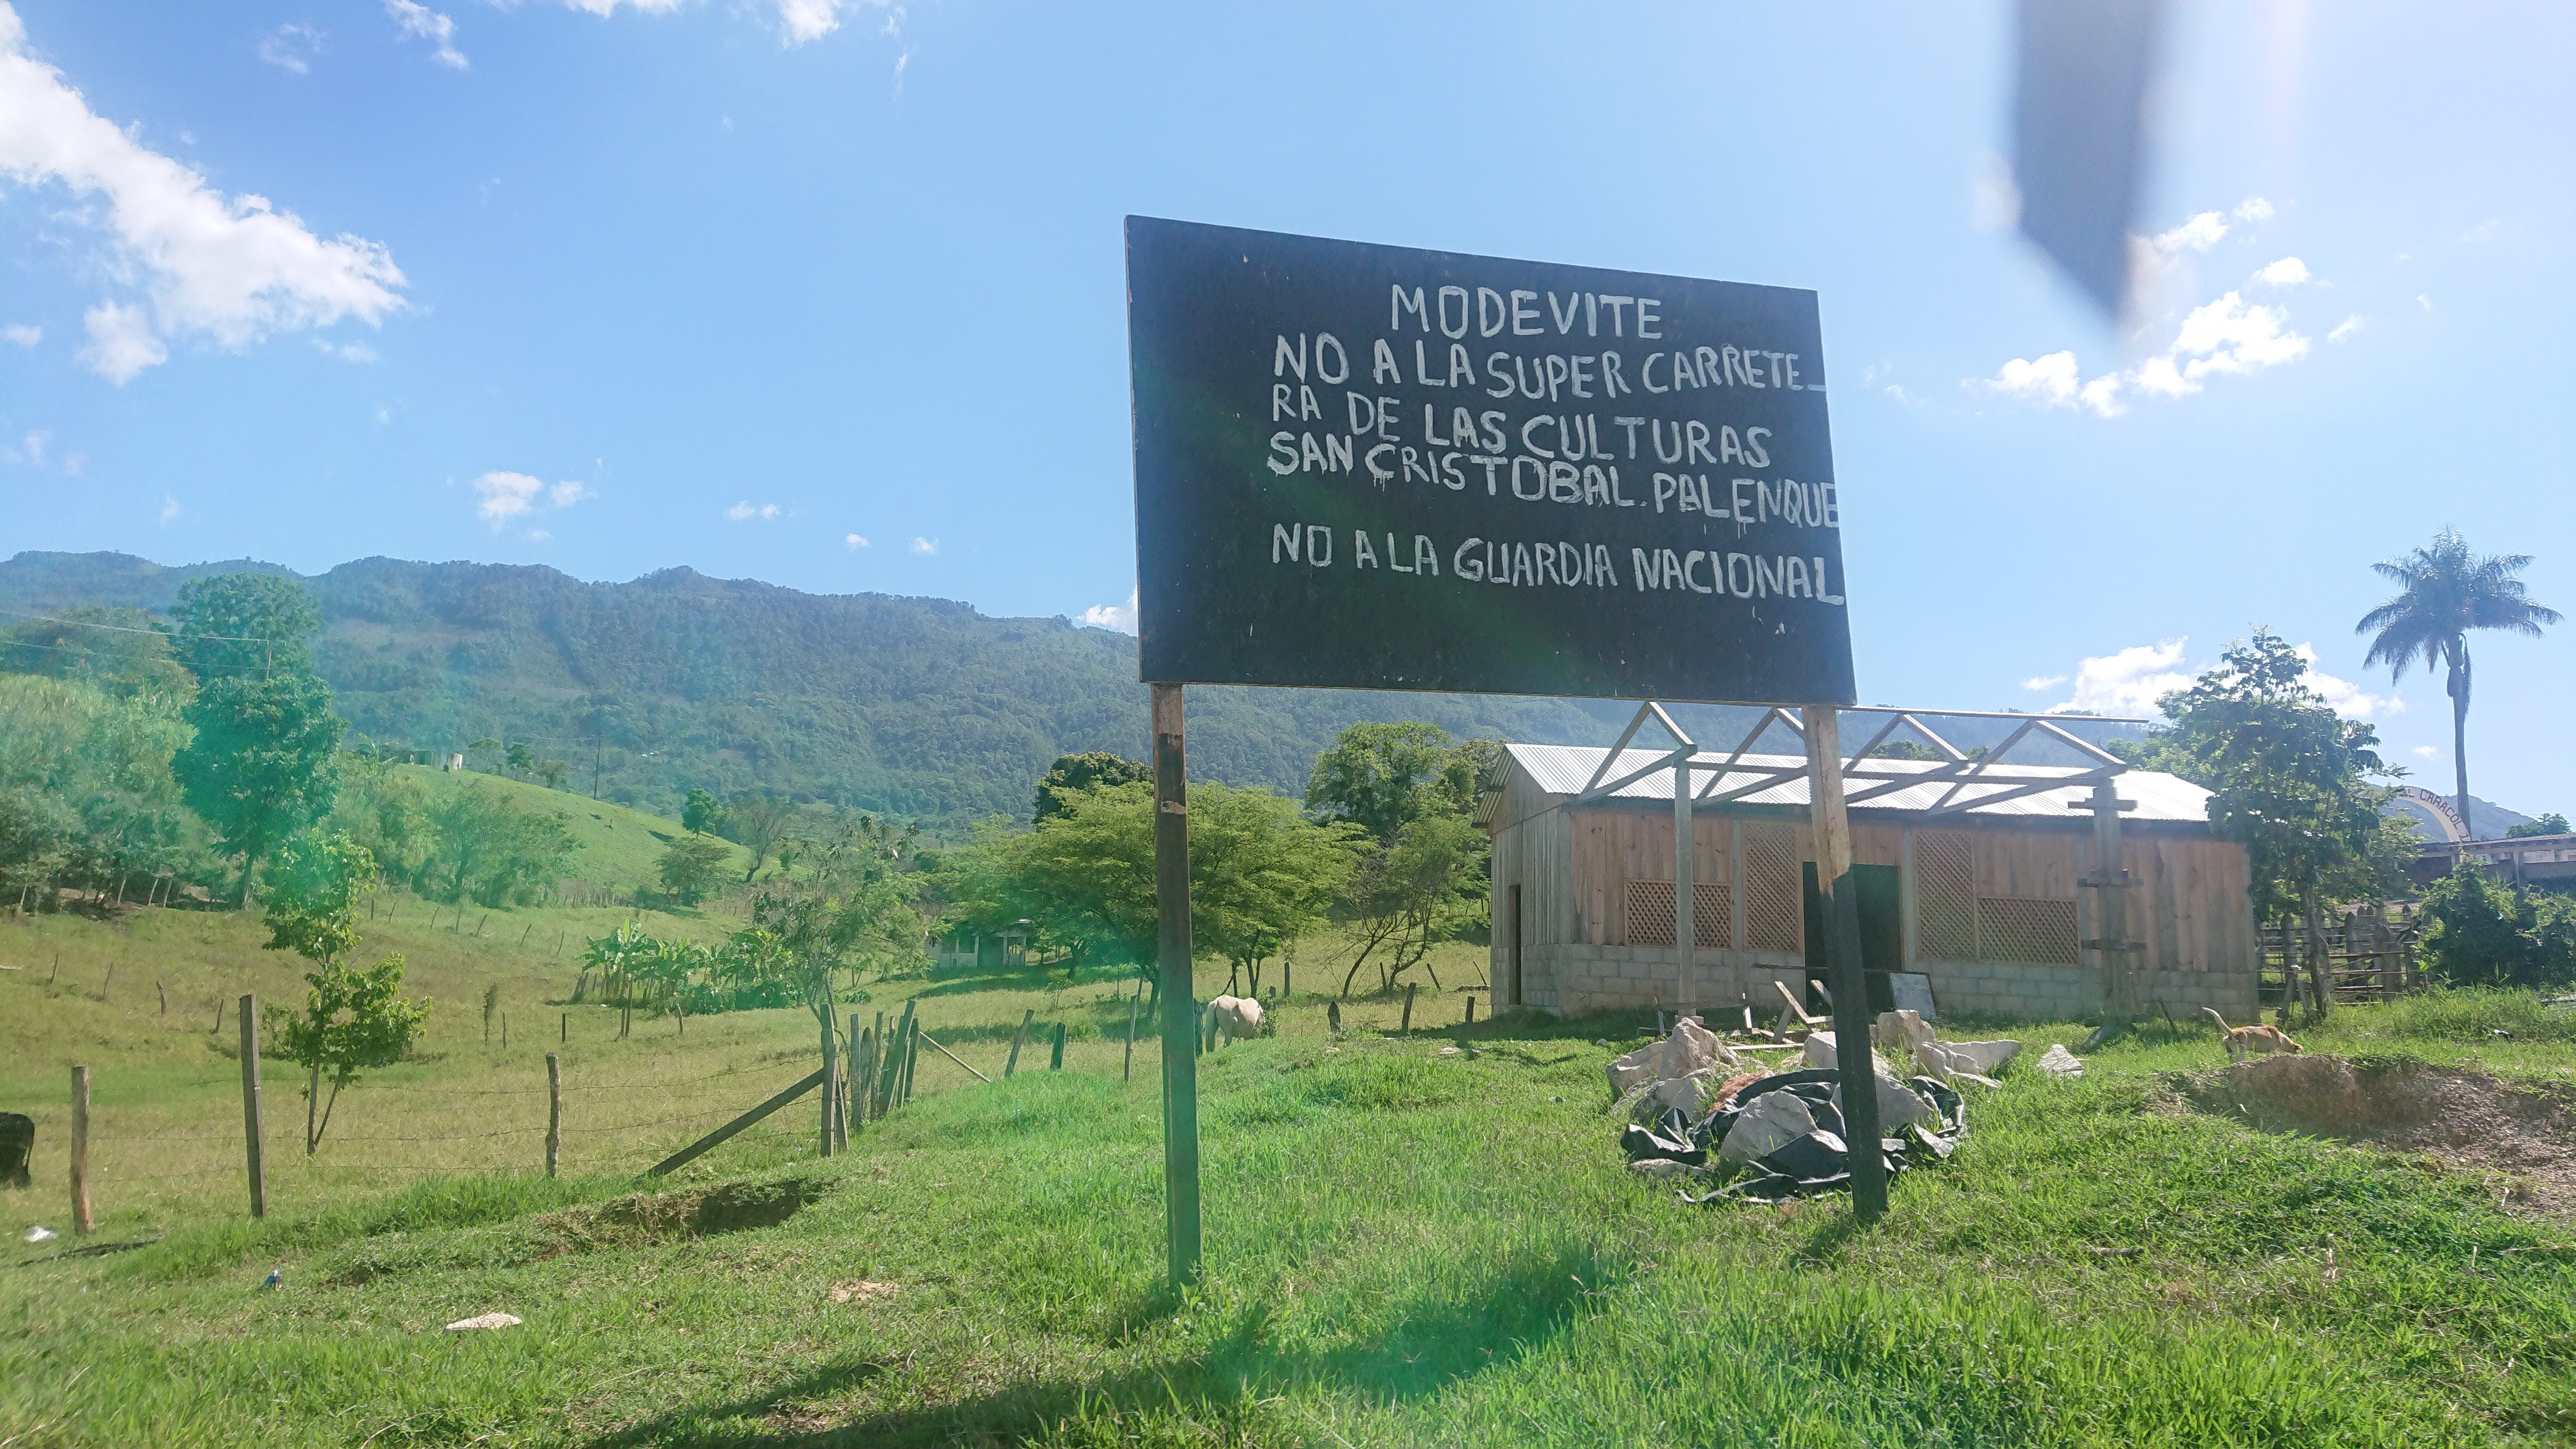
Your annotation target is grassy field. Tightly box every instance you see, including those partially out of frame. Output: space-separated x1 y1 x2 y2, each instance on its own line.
4 890 2574 1446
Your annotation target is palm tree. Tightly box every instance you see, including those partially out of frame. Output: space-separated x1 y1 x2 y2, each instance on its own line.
2355 528 2559 837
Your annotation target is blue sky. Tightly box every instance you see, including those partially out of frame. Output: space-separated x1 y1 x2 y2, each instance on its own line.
2 1 2571 812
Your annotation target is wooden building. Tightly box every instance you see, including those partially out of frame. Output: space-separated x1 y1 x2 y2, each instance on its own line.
1479 739 2259 1023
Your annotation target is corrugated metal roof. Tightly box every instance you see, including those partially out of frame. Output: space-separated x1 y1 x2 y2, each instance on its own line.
1500 742 2212 824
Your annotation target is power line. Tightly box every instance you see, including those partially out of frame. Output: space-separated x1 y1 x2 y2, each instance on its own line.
0 607 278 645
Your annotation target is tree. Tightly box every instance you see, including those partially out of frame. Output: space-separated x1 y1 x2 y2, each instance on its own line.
174 673 344 903
538 758 570 791
682 788 730 836
999 779 1361 984
421 782 578 906
2356 528 2560 837
1033 751 1148 822
172 573 321 679
2418 865 2576 990
2505 813 2570 840
285 953 430 1153
1337 811 1486 997
658 831 732 906
748 812 921 1031
263 832 428 1152
505 741 535 780
262 831 377 966
1306 721 1456 842
729 793 797 881
2126 629 2410 1017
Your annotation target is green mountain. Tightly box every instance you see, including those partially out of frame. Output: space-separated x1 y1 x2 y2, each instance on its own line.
0 551 1635 832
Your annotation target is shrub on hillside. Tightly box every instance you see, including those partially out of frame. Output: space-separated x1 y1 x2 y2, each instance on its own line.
0 673 211 903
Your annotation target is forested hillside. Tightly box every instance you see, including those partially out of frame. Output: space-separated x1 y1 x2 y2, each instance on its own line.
2 551 2160 835
0 552 1641 830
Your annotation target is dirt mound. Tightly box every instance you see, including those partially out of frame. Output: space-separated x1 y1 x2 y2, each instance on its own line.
2185 1055 2576 1214
540 1174 825 1253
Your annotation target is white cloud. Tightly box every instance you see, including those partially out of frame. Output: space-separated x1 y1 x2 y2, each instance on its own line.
1987 351 2078 407
2020 674 2066 691
2461 219 2501 244
0 429 46 465
1082 589 1138 634
474 470 542 524
1984 291 2307 415
0 5 406 384
2233 197 2275 224
2163 291 2309 385
1 322 35 347
80 302 166 383
776 0 845 43
2037 637 2398 722
2292 643 2402 719
2418 294 2434 312
157 492 180 524
2413 745 2439 761
2048 640 2195 717
474 471 588 529
2253 256 2310 287
2149 211 2229 256
1977 350 2126 417
843 533 869 549
548 0 894 47
2328 315 2365 343
527 528 551 542
258 23 322 73
724 500 780 521
384 0 467 68
908 536 936 554
313 337 378 363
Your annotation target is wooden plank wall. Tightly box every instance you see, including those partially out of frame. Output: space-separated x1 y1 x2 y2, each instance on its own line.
1524 797 2254 974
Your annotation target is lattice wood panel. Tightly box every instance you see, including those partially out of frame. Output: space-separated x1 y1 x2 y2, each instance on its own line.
1977 896 2078 964
1742 825 1803 954
1622 880 1733 948
1915 829 1975 962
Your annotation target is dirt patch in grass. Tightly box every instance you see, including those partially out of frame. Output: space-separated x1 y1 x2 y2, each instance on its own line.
536 1174 826 1254
2184 1054 2576 1214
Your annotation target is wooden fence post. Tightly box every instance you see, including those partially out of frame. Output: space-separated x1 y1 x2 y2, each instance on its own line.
239 994 264 1218
545 1052 562 1178
1050 1022 1066 1070
819 1003 838 1158
70 1065 94 1235
902 1014 920 1106
1401 983 1416 1034
1124 987 1140 1082
1005 1008 1034 1077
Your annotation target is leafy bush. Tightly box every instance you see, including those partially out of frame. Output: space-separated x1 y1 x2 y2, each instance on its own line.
0 673 208 900
2419 864 2576 990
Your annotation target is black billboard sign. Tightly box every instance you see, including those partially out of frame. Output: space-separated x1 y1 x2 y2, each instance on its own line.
1126 217 1855 705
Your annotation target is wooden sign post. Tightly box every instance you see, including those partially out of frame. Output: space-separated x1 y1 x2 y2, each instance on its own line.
1801 706 1886 1220
1152 683 1202 1287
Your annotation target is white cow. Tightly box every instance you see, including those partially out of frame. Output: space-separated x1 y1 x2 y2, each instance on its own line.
1207 995 1264 1044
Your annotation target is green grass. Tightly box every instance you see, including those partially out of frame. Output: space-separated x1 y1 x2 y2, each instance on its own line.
381 764 757 892
4 900 2573 1446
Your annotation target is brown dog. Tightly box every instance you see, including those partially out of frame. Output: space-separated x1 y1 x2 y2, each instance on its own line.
2201 1008 2302 1063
